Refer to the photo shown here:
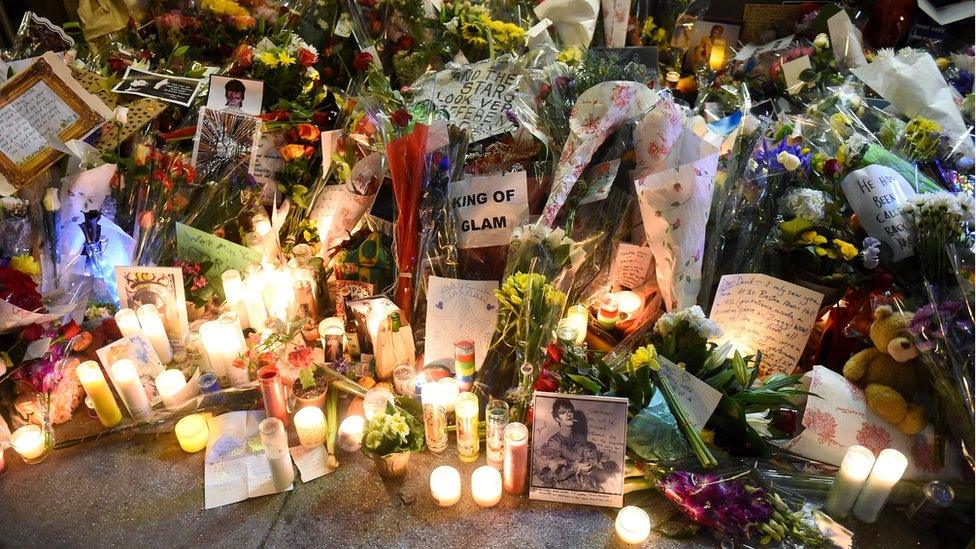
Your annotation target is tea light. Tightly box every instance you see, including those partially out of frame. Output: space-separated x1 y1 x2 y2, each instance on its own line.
852 448 908 523
111 358 153 419
136 304 173 364
10 425 47 463
175 414 209 453
363 387 395 420
597 293 620 328
471 466 503 507
708 37 727 71
503 422 529 494
430 465 462 507
114 308 142 337
294 406 327 446
221 270 251 329
564 305 588 343
615 505 651 544
338 415 366 452
76 360 122 427
825 445 876 519
616 291 642 321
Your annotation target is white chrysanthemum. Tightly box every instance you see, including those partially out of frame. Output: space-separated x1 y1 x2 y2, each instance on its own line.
654 305 723 339
779 188 827 222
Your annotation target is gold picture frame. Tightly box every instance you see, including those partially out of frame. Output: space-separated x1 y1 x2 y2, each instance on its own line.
0 55 104 189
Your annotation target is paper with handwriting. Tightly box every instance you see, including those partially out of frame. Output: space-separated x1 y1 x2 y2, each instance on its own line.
424 276 499 372
709 274 822 377
659 357 722 433
176 222 262 279
289 444 334 482
609 242 652 289
205 411 293 509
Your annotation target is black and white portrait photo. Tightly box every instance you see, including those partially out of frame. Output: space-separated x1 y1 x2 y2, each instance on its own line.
529 392 628 508
207 75 264 116
111 67 204 107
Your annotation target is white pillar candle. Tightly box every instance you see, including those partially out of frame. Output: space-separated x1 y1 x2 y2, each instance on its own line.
616 291 642 321
259 417 295 491
264 266 295 323
852 448 908 523
10 425 47 463
136 304 173 364
471 466 503 507
243 266 269 330
218 312 250 386
430 465 461 507
615 505 651 545
199 320 229 382
115 308 142 337
294 406 327 446
175 414 209 453
825 445 876 519
155 369 188 411
337 415 366 452
221 270 251 329
111 358 153 419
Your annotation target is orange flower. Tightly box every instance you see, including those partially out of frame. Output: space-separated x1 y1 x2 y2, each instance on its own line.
279 143 308 161
296 123 321 142
227 15 255 30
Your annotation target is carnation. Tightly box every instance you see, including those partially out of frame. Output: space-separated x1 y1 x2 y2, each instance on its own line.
779 188 827 222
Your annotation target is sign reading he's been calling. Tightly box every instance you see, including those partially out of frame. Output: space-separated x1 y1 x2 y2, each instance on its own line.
449 171 529 249
841 164 916 261
409 57 520 142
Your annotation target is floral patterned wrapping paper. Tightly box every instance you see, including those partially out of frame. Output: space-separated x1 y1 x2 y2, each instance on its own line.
634 129 718 311
778 366 962 481
538 81 659 227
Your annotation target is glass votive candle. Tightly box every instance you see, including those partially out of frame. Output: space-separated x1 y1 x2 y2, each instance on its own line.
294 406 327 446
175 414 209 453
485 399 510 469
198 372 221 394
615 505 651 544
564 304 588 343
11 425 48 464
430 465 462 507
471 466 503 507
363 387 395 420
338 415 366 453
597 293 620 328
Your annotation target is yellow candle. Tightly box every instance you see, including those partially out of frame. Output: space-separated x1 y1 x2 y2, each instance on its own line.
564 305 588 343
114 308 141 337
471 466 503 507
294 406 327 446
709 38 727 71
615 505 651 544
175 414 209 453
77 360 122 427
10 425 47 462
155 369 188 410
430 465 461 507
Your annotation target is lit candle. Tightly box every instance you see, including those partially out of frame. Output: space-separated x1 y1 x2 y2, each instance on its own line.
338 415 366 452
438 376 460 414
616 291 642 322
597 293 620 328
421 382 448 454
111 358 153 419
175 414 209 453
455 391 479 462
294 406 327 446
429 465 462 507
503 422 529 494
363 387 395 421
155 369 188 411
708 37 727 71
665 70 680 89
486 399 509 469
825 445 876 519
136 304 173 364
115 308 142 337
564 305 588 343
615 506 651 545
219 312 250 387
392 362 416 396
852 448 908 523
199 320 229 382
10 425 47 463
318 317 345 362
76 360 122 427
264 266 295 323
243 264 269 330
471 466 503 507
221 270 251 329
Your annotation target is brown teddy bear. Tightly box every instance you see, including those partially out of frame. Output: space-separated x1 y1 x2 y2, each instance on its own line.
843 305 926 435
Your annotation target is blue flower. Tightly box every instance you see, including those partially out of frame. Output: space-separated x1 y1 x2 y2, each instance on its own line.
754 138 811 174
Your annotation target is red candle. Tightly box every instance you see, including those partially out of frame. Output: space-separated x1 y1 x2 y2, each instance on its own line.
503 422 529 495
258 366 290 428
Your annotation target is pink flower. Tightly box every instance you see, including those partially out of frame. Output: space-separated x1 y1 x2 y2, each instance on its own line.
287 346 314 368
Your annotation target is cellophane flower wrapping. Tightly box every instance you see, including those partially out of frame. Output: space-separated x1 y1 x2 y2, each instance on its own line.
387 123 430 318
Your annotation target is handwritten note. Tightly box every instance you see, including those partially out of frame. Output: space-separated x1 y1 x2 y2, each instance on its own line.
659 357 722 433
449 171 529 249
424 276 499 371
205 411 293 509
841 165 916 261
289 444 334 482
0 80 78 164
251 133 283 203
175 222 262 279
709 274 823 377
609 243 652 289
309 185 376 251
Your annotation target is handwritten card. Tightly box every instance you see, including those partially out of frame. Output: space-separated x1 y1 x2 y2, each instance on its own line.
709 274 823 377
609 242 652 289
176 222 262 279
96 334 165 405
251 133 283 204
449 171 529 249
841 165 916 261
289 444 334 482
659 357 722 433
424 276 499 371
205 411 293 509
310 185 376 252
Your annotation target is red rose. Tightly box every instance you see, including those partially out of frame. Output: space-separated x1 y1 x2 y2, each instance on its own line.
234 45 254 69
22 323 44 342
533 370 559 392
60 320 81 340
303 145 316 159
107 57 130 74
390 108 412 128
0 266 42 311
353 51 373 73
298 48 318 67
823 158 841 178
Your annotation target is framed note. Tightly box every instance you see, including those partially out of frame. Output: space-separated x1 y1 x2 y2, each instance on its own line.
0 52 109 188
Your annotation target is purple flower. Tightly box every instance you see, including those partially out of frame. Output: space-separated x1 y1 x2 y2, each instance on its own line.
504 109 520 127
754 138 811 174
950 70 974 97
659 471 773 539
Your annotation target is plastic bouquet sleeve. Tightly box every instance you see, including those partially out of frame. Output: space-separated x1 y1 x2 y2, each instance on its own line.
634 129 719 311
386 123 430 318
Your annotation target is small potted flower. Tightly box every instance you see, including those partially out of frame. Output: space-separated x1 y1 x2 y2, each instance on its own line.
362 405 424 478
293 366 329 408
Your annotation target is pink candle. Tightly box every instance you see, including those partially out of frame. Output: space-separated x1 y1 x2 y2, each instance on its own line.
503 422 529 495
258 366 290 428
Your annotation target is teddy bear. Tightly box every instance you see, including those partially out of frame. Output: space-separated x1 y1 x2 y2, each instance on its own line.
843 305 927 435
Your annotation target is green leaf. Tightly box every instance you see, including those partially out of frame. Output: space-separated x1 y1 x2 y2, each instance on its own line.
171 45 190 59
779 218 813 242
798 68 818 82
568 374 602 393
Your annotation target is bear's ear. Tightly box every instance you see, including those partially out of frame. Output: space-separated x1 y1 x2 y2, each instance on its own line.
873 305 893 320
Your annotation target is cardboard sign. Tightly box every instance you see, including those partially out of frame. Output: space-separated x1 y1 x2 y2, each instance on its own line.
409 58 520 142
449 171 529 249
176 222 263 278
709 274 822 377
423 276 499 372
841 165 916 261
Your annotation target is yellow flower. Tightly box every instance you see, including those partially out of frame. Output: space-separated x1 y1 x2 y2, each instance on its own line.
815 246 839 259
797 230 827 246
258 51 279 67
700 429 715 444
201 0 249 17
936 57 949 70
557 46 583 65
833 239 858 260
278 51 296 67
10 254 40 277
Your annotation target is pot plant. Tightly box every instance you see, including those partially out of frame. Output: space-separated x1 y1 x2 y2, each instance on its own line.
294 366 330 408
362 404 425 478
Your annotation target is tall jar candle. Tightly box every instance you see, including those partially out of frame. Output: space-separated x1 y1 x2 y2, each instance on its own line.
318 317 344 362
243 264 269 330
503 422 529 495
221 269 251 329
258 366 289 428
136 304 173 364
111 358 152 419
258 417 295 491
199 320 229 382
455 391 479 462
485 399 509 469
453 340 476 391
852 448 908 523
114 308 141 337
219 312 250 386
76 360 122 427
825 445 876 519
421 382 448 454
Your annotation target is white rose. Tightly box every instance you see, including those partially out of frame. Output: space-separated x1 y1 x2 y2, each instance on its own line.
814 33 829 51
777 151 801 171
43 187 60 211
112 107 129 125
